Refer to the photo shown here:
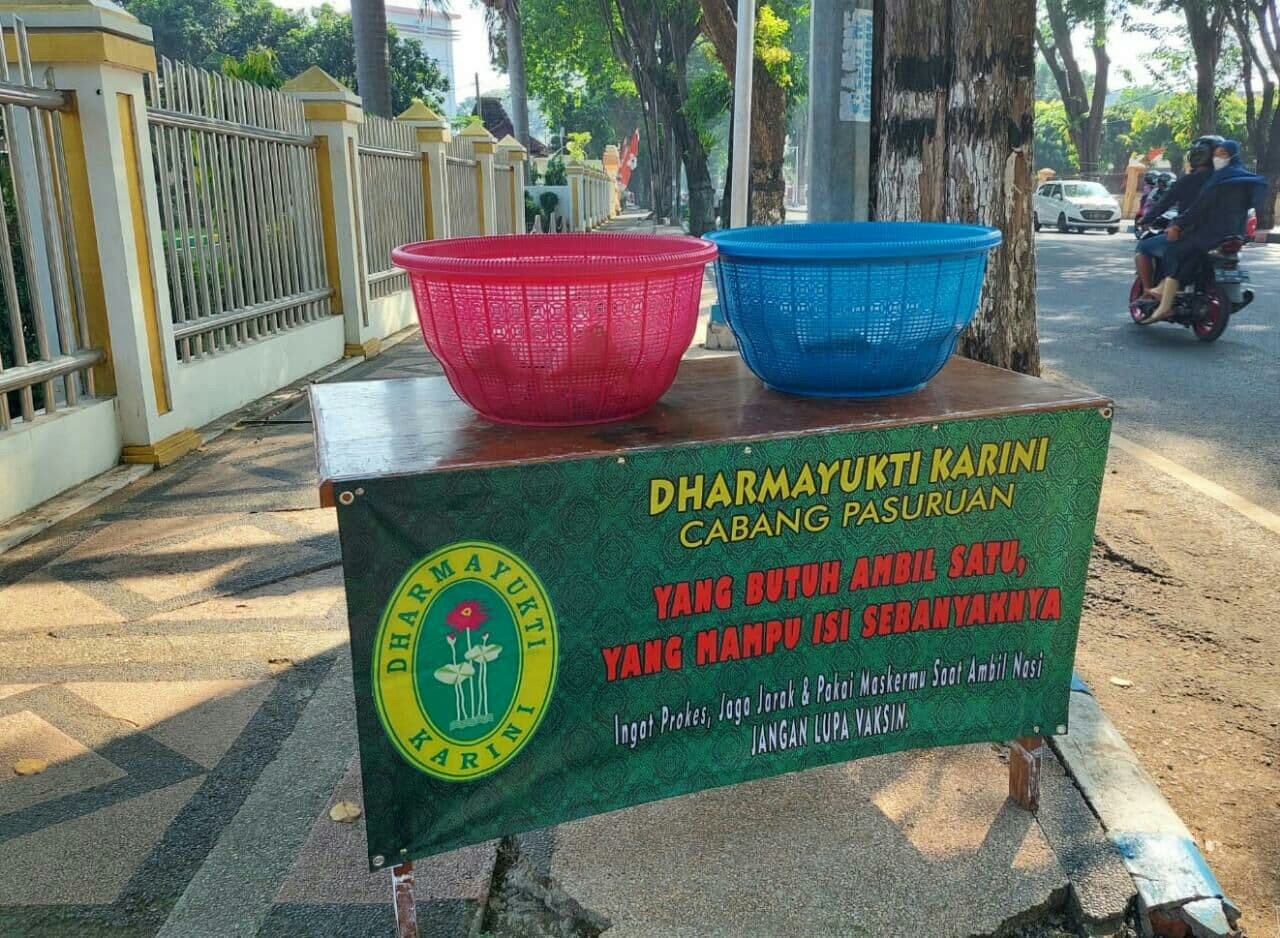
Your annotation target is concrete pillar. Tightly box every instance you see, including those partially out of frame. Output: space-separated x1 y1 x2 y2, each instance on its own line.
459 122 498 236
398 100 451 241
8 0 200 463
807 0 873 221
282 67 377 358
567 162 586 231
498 135 528 234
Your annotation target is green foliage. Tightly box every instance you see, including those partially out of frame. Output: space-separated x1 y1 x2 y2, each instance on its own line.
0 157 42 414
121 1 448 113
524 191 539 231
1124 91 1248 160
221 47 284 88
543 158 567 186
565 131 592 161
1035 100 1079 174
538 191 560 214
520 0 636 148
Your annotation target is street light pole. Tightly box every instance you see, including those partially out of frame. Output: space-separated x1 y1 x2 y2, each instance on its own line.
729 0 756 228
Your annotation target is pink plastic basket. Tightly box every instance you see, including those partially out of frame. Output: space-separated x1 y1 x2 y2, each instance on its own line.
393 234 717 426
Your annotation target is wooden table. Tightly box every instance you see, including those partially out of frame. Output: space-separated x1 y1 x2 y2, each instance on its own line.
312 355 1111 938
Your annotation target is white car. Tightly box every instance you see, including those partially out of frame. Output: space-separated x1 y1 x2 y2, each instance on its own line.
1034 180 1122 235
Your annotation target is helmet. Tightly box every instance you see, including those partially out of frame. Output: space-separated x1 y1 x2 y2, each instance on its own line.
1143 170 1161 186
1157 171 1176 188
1187 135 1224 169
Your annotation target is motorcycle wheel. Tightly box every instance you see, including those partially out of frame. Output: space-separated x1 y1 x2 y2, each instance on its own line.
1057 213 1069 234
1128 278 1149 324
1193 285 1230 343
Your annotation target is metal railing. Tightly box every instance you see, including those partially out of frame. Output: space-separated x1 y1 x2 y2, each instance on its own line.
147 58 331 361
445 135 480 238
358 114 423 301
0 18 101 431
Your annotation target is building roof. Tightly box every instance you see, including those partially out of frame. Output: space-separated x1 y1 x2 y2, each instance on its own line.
474 96 549 156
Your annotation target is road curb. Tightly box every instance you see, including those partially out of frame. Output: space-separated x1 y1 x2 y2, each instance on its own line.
1052 676 1242 937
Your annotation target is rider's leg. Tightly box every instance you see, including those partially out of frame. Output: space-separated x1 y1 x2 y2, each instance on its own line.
1136 253 1155 292
1142 277 1180 323
1135 234 1167 295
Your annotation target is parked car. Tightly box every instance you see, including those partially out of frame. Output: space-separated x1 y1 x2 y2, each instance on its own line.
1034 180 1122 234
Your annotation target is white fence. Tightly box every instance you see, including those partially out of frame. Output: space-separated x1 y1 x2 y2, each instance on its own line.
359 114 423 301
445 135 481 238
0 18 101 429
147 58 331 361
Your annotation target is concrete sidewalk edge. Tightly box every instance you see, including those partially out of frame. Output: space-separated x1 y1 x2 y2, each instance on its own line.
1052 677 1242 937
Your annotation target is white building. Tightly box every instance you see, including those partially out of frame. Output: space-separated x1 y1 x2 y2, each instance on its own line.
386 2 461 116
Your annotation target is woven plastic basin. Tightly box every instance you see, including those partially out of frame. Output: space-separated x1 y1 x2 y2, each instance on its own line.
393 234 717 426
705 222 1002 398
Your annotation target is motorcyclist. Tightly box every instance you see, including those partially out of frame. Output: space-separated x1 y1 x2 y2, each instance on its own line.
1134 137 1221 294
1141 140 1266 324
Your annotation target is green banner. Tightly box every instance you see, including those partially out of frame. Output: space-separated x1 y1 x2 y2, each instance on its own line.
334 408 1110 868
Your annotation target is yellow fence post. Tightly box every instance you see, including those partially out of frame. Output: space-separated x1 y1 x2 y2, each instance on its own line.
398 100 450 241
497 135 527 235
5 0 200 465
460 122 498 236
282 67 376 358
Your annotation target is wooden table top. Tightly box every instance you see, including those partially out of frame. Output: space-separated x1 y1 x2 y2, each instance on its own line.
311 355 1110 502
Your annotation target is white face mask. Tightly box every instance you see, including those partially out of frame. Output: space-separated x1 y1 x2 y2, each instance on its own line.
1213 156 1230 170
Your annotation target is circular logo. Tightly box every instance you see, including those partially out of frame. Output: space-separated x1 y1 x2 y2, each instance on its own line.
372 541 558 782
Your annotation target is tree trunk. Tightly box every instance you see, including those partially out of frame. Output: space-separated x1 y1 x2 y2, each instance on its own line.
1035 0 1108 176
1184 2 1226 137
874 0 1040 375
1260 114 1280 229
503 2 530 149
350 0 391 116
698 0 788 224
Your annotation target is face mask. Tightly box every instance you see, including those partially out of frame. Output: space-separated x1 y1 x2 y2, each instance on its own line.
1213 156 1230 170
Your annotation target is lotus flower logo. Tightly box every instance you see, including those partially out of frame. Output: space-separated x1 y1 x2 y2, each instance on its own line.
435 602 503 730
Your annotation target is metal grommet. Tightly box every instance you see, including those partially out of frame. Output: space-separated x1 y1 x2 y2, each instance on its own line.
338 490 355 506
1033 725 1041 734
1056 724 1067 735
1100 406 1113 419
372 854 385 868
355 486 365 495
743 446 752 455
616 456 626 465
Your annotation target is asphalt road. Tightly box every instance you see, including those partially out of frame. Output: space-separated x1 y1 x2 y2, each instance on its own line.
1035 230 1280 513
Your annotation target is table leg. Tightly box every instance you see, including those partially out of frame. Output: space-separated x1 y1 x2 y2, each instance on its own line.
1008 736 1043 813
391 860 418 938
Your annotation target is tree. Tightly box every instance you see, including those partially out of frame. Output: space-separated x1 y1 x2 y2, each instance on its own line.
478 0 531 150
1035 0 1111 175
697 1 806 224
1137 0 1229 135
1227 0 1280 226
874 0 1039 375
599 0 718 235
124 2 449 114
350 0 391 115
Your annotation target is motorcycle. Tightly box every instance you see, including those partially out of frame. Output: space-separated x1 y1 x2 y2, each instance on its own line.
1129 213 1255 343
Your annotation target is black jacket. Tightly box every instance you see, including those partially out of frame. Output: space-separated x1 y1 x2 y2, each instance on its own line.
1139 168 1211 224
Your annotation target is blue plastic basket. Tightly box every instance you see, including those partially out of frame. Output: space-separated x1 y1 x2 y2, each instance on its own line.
705 222 1002 397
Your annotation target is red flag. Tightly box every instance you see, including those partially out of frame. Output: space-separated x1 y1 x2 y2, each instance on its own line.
618 128 640 189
